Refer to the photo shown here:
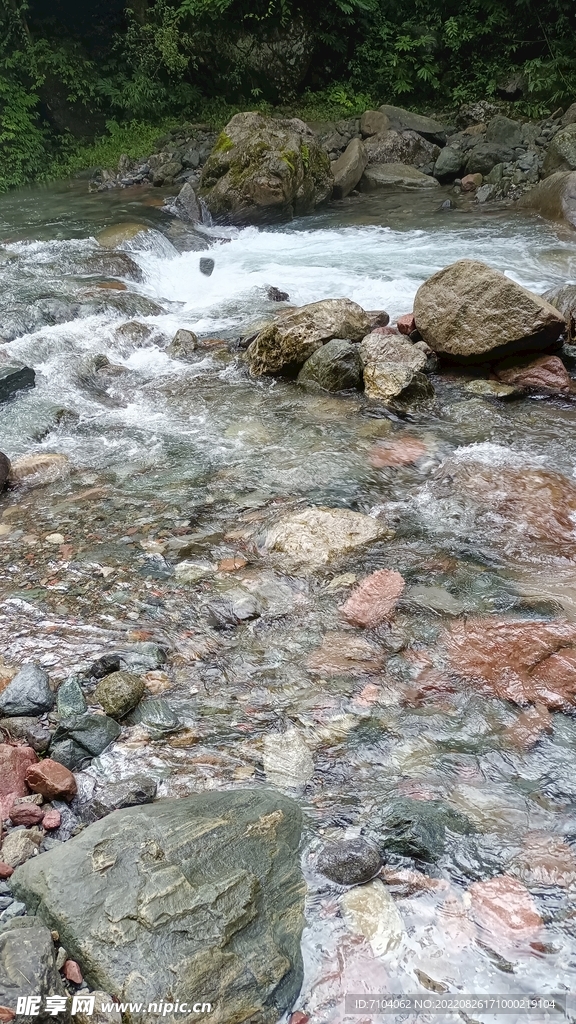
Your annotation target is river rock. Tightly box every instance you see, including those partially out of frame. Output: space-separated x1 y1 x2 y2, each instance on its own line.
126 698 181 738
0 744 38 821
486 115 524 149
94 671 145 719
445 616 576 710
263 506 390 569
317 838 381 885
544 283 576 341
0 917 66 1021
199 112 332 224
542 123 576 176
378 105 448 145
172 182 201 223
9 803 44 826
373 797 473 862
331 138 368 199
246 298 370 376
0 453 9 490
494 354 572 393
307 632 385 675
297 339 363 391
56 678 87 718
49 713 121 770
341 879 404 956
0 665 54 717
11 790 305 1024
360 164 440 190
365 128 439 168
463 379 519 399
468 874 542 945
0 718 50 754
433 146 464 180
263 729 314 788
517 171 576 230
1 829 43 869
0 366 35 404
167 328 198 360
8 453 71 489
465 143 515 175
360 110 391 137
339 569 405 628
25 760 77 802
369 435 427 466
360 332 428 401
96 223 150 248
413 259 565 360
82 775 157 822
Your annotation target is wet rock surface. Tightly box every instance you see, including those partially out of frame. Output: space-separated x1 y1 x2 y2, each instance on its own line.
12 791 305 1024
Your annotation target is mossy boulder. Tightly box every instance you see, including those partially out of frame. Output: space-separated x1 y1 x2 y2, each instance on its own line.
297 338 363 391
94 671 145 719
199 112 333 224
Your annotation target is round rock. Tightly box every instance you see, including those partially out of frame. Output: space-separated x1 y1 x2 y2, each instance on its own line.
317 837 381 886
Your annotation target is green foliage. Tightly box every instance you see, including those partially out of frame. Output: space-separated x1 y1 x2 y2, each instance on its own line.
0 0 575 191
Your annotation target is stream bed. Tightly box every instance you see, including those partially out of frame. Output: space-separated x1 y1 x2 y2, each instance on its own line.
1 178 576 1022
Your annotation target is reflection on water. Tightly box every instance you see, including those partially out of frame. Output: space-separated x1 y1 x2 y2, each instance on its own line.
1 178 576 1021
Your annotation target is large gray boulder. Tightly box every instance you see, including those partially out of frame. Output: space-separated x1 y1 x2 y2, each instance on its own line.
198 112 332 224
465 142 515 175
542 124 576 176
485 115 524 149
378 105 448 145
0 917 66 1022
365 130 439 168
517 170 576 229
331 138 368 199
11 790 305 1024
359 164 439 191
297 338 363 391
414 260 565 360
434 146 464 180
246 298 370 376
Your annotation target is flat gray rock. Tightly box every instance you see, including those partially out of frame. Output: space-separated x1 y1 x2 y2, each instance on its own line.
12 790 305 1024
0 664 54 717
360 163 439 191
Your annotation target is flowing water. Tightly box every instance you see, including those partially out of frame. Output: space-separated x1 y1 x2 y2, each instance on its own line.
2 178 576 1022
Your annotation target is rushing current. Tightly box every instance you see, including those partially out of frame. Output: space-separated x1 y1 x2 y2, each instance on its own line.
1 177 576 1022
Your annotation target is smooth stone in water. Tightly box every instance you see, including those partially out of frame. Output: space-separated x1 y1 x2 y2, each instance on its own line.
372 797 474 862
263 506 392 570
317 837 381 885
96 223 150 248
199 257 215 276
94 671 145 719
0 665 54 717
263 729 314 788
8 453 71 489
11 791 305 1024
297 338 363 392
82 775 157 822
341 879 404 956
167 328 198 360
126 698 181 737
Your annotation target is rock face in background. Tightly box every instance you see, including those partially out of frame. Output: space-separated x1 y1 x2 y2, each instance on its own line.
199 112 332 224
414 259 565 360
12 791 305 1024
246 298 370 375
517 171 576 230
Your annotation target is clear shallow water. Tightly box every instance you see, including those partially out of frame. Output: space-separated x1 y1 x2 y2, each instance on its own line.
1 180 576 1021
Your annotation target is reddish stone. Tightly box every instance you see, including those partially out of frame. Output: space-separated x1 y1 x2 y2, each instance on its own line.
62 960 83 984
306 632 385 676
0 744 38 821
340 569 405 628
0 1008 15 1022
9 802 44 826
445 617 576 709
25 759 77 801
461 173 483 191
468 875 542 941
396 313 416 335
218 556 248 572
495 354 572 393
0 863 13 879
369 435 427 468
370 325 398 336
289 1015 309 1024
41 809 62 830
503 703 553 750
511 832 576 888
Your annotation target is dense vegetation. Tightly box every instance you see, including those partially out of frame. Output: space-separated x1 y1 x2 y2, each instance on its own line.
1 0 576 191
